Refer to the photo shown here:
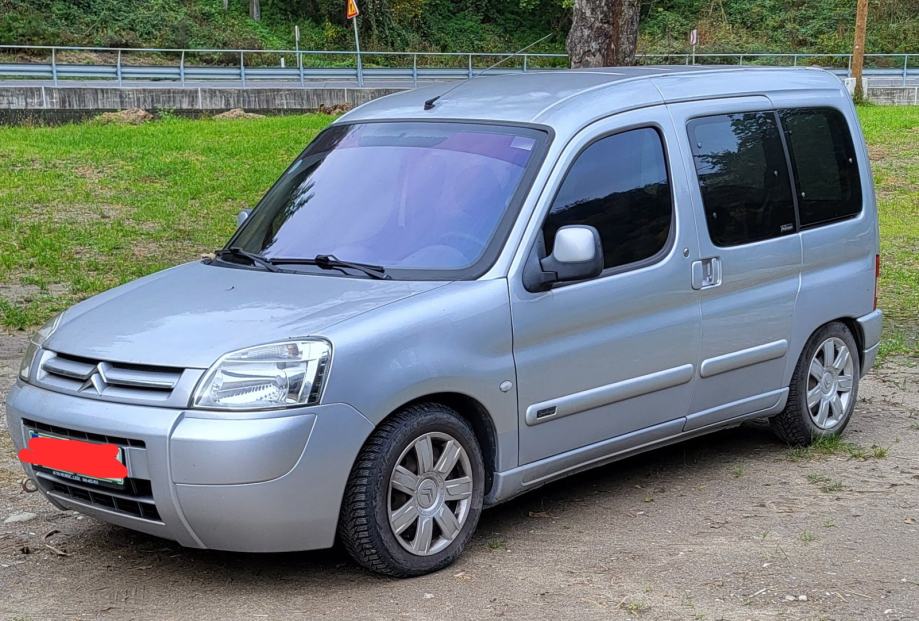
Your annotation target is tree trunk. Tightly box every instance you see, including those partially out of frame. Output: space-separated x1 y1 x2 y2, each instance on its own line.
249 0 261 21
567 0 641 68
223 0 228 10
851 0 868 101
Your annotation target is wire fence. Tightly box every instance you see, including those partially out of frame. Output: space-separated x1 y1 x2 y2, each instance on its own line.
0 45 916 87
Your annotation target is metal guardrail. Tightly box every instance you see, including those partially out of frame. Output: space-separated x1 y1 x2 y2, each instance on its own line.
644 52 919 87
0 45 569 87
0 45 916 87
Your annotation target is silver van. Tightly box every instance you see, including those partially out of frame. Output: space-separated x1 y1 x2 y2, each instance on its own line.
8 67 882 577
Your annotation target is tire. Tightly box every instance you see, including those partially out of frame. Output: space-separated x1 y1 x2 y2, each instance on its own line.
770 322 860 445
338 402 485 577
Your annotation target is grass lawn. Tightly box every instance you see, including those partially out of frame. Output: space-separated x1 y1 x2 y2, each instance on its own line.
0 107 917 361
0 113 335 329
858 105 919 360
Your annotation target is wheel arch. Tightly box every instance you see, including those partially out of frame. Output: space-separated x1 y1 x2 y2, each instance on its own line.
809 317 865 371
387 392 499 496
771 316 863 444
789 316 866 380
837 316 865 370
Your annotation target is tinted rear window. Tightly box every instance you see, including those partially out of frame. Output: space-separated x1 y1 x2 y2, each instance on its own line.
688 112 797 247
780 108 862 227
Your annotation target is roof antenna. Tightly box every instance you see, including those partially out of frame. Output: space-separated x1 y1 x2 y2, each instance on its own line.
424 33 554 110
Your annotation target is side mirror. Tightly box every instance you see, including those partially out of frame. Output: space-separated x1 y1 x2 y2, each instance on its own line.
236 209 252 228
524 225 604 291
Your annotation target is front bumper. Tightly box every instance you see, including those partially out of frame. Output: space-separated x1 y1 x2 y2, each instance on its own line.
5 382 374 552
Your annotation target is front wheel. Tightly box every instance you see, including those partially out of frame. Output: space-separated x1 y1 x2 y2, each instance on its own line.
338 403 485 577
770 322 860 445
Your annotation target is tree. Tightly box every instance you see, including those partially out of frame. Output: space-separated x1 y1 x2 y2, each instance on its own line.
851 0 868 101
567 0 640 68
250 0 261 21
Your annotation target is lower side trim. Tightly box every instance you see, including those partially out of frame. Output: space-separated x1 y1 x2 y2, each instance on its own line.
683 388 787 432
488 389 788 506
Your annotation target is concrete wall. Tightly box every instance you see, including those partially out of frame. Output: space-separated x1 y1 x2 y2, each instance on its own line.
0 83 913 121
0 85 403 112
866 86 919 105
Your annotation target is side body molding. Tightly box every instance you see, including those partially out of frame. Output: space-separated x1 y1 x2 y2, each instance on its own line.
525 364 695 426
700 340 788 378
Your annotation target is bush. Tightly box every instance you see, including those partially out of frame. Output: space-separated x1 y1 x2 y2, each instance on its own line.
0 0 914 55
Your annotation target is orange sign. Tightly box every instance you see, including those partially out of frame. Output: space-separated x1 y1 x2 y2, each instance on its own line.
346 0 359 19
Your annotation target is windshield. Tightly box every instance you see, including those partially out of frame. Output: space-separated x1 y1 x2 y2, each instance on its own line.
229 122 546 277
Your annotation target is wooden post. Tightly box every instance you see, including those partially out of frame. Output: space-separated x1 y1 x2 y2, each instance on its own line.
352 18 363 87
852 0 868 101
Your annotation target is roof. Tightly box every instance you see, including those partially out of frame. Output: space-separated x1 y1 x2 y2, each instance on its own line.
339 66 846 132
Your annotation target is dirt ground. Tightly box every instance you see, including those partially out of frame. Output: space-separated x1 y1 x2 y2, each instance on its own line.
0 332 916 621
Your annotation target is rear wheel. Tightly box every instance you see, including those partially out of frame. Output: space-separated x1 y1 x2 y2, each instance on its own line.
770 322 860 445
338 403 485 577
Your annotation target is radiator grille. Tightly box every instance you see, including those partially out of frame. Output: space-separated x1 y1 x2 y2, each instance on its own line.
37 351 185 404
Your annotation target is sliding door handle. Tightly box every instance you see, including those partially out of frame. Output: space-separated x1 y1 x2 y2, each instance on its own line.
691 257 722 290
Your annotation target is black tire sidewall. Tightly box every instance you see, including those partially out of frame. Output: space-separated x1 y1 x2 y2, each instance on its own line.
369 407 485 575
794 323 861 440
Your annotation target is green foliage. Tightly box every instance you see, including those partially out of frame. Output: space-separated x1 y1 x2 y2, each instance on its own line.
640 0 917 54
1 0 259 49
0 0 912 54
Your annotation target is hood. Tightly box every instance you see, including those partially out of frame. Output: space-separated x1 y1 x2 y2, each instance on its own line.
47 261 445 368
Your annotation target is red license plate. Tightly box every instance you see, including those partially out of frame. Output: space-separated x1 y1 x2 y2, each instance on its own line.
20 433 127 485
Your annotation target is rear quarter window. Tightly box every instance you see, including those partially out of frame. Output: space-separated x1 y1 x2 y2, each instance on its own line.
779 108 862 228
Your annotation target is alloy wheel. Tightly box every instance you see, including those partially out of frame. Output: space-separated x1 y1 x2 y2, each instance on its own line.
806 336 855 430
387 431 474 556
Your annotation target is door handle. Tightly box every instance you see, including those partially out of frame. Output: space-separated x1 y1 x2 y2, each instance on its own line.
691 257 722 290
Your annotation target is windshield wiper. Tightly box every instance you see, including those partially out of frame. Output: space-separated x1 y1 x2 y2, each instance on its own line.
215 249 389 279
269 254 390 280
315 255 390 280
214 247 281 273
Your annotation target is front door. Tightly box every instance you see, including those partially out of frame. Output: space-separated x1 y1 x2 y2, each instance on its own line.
668 98 802 430
510 107 702 465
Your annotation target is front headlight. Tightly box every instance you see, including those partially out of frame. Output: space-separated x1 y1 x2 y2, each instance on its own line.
192 340 331 411
19 313 63 382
